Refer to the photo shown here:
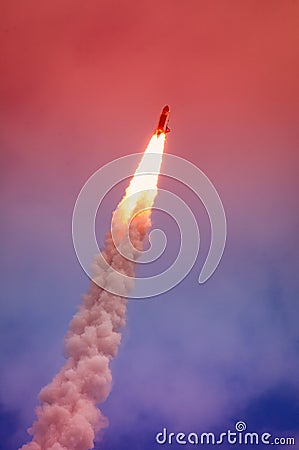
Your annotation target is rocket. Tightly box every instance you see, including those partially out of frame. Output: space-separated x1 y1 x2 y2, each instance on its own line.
155 105 170 136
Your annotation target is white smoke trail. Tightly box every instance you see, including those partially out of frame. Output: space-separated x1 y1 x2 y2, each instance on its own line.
20 201 154 450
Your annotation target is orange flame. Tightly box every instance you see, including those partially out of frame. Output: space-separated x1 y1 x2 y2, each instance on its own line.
117 133 166 224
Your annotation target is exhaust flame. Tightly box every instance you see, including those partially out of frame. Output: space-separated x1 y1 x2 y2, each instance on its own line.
20 133 166 450
117 133 165 223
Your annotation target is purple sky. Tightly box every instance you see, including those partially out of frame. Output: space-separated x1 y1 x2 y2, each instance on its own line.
1 1 298 449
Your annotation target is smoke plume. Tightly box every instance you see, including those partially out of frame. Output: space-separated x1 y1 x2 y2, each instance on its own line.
20 202 154 450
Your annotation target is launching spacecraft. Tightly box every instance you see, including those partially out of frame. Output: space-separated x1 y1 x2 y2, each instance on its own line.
155 105 170 136
22 104 169 450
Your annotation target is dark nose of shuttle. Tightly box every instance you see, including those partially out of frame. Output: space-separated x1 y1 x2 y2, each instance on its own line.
162 105 170 113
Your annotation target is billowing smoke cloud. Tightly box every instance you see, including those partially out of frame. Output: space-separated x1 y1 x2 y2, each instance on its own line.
20 204 153 450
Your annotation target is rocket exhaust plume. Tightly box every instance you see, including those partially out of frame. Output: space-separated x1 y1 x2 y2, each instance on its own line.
20 129 166 449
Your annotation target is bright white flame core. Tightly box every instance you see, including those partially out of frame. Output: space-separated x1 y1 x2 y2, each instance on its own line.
117 133 166 222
